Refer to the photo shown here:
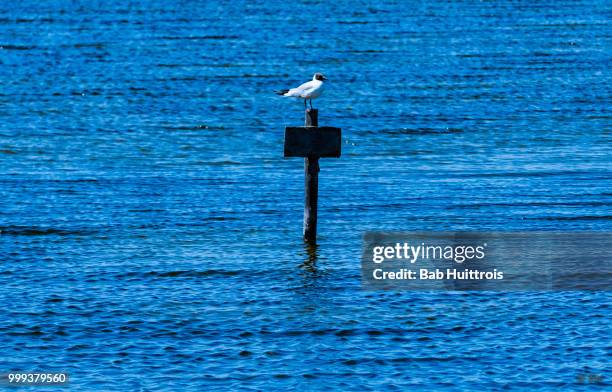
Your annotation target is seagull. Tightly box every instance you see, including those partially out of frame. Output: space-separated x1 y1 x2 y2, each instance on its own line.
275 73 327 109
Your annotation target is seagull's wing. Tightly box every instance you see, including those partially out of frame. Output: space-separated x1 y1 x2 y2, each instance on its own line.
284 80 316 97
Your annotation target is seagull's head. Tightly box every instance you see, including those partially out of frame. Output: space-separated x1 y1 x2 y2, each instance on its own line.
313 73 328 81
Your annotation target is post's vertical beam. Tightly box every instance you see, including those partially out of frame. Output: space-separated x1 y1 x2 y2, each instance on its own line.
305 108 318 127
304 109 319 243
304 155 319 243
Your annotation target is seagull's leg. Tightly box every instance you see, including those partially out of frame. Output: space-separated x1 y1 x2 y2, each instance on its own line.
309 99 313 109
304 99 307 109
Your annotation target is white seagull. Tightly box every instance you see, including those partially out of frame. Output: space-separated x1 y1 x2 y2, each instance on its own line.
275 73 327 109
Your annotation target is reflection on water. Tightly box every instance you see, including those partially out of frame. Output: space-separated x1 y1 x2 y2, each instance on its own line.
300 242 319 274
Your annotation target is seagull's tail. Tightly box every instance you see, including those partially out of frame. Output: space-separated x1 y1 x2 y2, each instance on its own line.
274 89 289 96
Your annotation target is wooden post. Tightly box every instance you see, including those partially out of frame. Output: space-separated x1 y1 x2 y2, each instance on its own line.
305 108 318 127
283 109 341 245
304 109 319 243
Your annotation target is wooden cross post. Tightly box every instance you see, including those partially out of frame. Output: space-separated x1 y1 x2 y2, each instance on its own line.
284 109 341 244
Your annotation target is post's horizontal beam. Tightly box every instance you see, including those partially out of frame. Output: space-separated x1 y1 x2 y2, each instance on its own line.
284 126 342 158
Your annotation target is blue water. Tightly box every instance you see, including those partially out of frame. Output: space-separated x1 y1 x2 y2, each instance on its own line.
0 0 610 390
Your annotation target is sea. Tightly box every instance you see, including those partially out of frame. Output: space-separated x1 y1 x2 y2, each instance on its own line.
0 0 610 390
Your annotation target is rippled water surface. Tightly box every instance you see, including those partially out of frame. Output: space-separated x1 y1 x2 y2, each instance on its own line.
0 0 610 390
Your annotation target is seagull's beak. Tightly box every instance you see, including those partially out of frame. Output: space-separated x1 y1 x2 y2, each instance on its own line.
322 76 328 80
